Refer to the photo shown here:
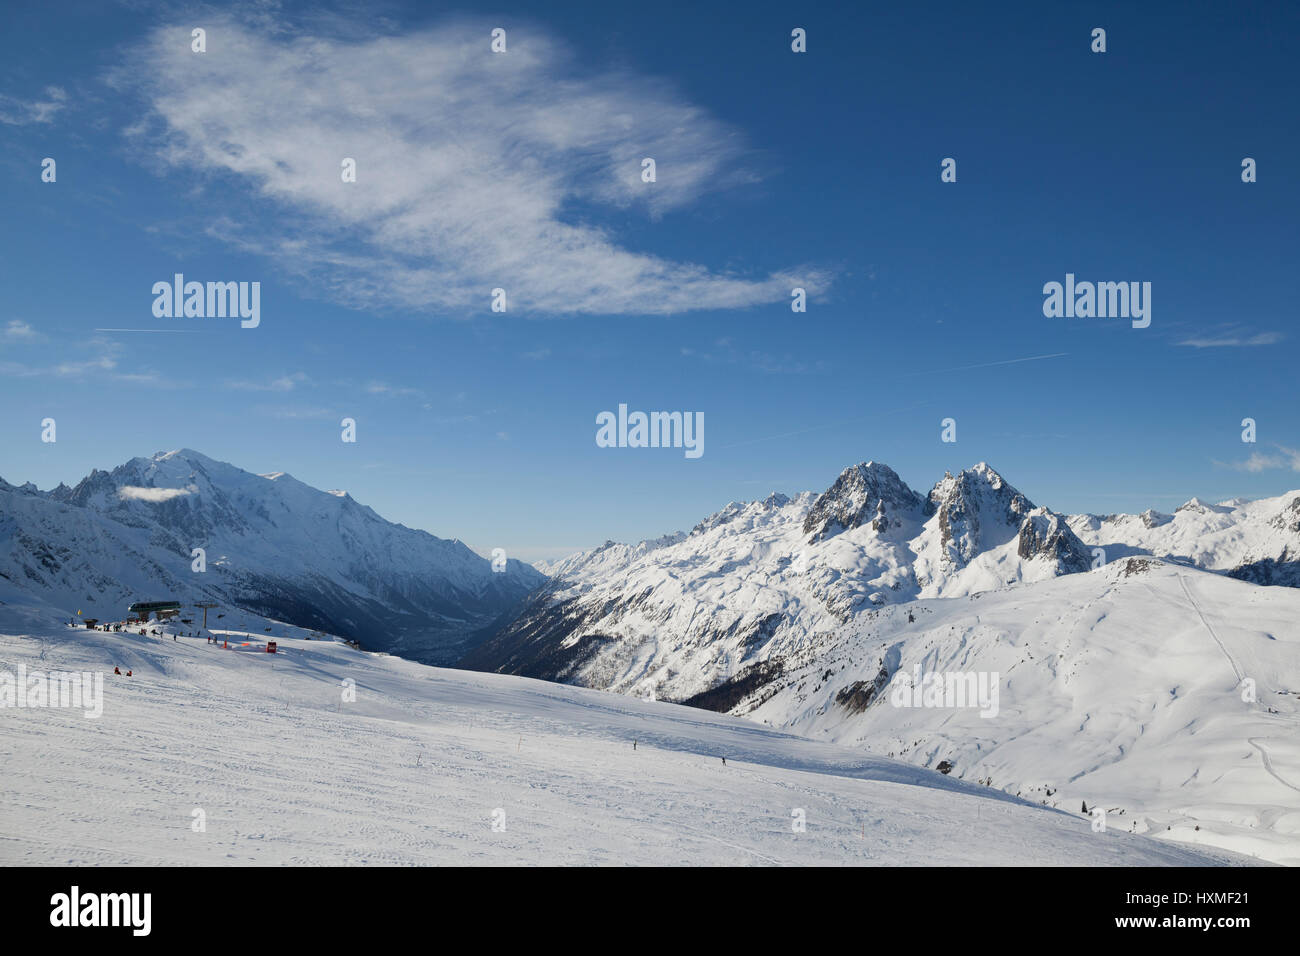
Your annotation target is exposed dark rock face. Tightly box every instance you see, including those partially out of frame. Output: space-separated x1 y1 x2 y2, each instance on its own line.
926 464 1033 571
803 462 922 543
1140 509 1172 529
834 663 892 715
1229 548 1300 587
678 659 785 713
1017 511 1093 572
1272 497 1300 534
1120 557 1156 577
738 612 784 650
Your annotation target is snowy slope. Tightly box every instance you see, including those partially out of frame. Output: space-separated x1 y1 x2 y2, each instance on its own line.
0 449 543 663
0 596 1255 866
748 559 1300 865
465 462 1300 863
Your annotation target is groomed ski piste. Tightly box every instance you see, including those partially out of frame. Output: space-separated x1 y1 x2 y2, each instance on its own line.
0 590 1264 867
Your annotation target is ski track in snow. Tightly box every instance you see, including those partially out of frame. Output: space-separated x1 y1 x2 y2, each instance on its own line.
1178 573 1300 799
1248 738 1300 795
1177 572 1244 684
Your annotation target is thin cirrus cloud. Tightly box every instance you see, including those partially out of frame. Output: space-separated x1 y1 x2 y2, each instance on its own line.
366 382 425 398
0 85 66 125
1177 331 1284 348
118 19 826 316
224 372 310 392
0 336 174 385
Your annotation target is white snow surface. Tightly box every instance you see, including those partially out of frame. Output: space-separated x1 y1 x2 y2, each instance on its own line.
752 560 1300 865
0 592 1256 867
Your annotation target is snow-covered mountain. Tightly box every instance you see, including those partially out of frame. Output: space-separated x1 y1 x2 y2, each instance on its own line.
0 449 543 663
1069 491 1300 586
464 461 1300 862
469 460 1300 693
463 461 1099 691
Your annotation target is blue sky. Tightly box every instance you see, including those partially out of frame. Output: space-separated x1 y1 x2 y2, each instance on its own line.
1 0 1297 562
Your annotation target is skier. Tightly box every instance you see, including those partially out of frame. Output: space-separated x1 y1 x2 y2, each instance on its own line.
125 670 132 677
114 667 121 675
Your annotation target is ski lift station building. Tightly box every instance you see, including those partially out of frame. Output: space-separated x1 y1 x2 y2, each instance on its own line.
128 600 182 622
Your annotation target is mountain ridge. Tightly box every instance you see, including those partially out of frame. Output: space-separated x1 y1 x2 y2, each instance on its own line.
468 457 1300 697
0 448 544 663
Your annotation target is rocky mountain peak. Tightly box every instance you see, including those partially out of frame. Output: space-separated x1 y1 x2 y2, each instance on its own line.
1140 508 1171 529
1017 508 1093 572
1272 496 1300 534
802 461 923 542
926 464 1034 569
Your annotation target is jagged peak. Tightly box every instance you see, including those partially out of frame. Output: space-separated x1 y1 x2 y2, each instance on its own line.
927 463 1032 516
1140 508 1172 529
1175 497 1233 516
691 493 792 536
803 460 923 542
761 491 790 509
934 462 1009 491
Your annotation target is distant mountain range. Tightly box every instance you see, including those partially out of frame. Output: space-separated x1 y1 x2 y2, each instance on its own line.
465 458 1300 702
0 449 543 663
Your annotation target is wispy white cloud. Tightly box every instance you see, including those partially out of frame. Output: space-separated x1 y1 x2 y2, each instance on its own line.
0 335 179 386
119 484 195 502
256 404 335 420
226 372 309 392
3 320 42 342
0 85 66 125
1178 330 1284 348
118 18 827 316
1 337 122 378
681 338 828 375
366 381 424 398
1218 446 1300 473
115 371 183 387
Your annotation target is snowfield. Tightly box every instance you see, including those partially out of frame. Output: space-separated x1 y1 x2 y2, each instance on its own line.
752 560 1300 865
0 596 1257 867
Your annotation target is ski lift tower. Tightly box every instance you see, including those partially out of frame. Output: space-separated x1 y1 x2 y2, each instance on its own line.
195 602 219 629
